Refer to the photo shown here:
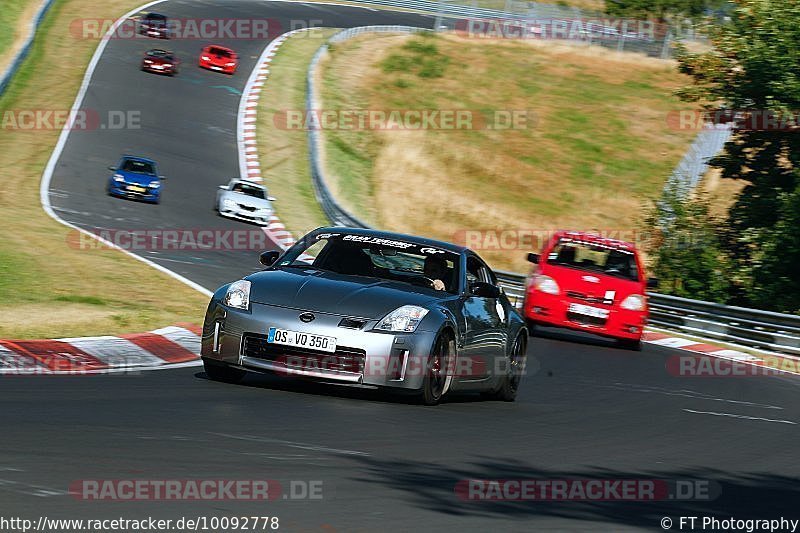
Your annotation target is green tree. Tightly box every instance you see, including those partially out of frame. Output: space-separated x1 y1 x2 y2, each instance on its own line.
675 0 800 313
645 185 731 301
605 0 722 22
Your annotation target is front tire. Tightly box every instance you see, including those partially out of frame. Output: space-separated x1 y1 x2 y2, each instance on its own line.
419 333 453 406
203 359 246 383
616 337 642 351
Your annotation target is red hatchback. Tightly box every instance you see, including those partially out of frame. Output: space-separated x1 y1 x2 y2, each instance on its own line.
198 45 238 74
523 231 657 350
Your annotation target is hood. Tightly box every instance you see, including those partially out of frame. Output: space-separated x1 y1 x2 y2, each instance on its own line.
222 191 271 210
145 56 173 65
206 54 233 65
246 268 444 319
543 264 644 299
116 170 157 185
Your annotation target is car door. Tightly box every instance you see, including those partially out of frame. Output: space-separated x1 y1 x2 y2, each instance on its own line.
455 255 507 389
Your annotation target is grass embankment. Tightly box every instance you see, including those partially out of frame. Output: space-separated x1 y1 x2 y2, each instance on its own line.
0 0 208 339
317 33 697 272
256 28 338 236
0 0 41 74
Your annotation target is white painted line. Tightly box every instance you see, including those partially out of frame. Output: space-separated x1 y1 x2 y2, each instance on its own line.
682 409 796 425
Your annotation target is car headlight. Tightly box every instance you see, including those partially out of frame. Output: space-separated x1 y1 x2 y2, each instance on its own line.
620 294 646 311
149 180 160 188
113 174 125 182
376 305 429 333
222 280 251 310
222 198 236 210
533 275 560 295
201 55 210 61
226 62 236 66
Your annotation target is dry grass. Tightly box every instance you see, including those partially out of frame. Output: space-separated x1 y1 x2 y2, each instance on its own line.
319 33 697 272
699 167 746 219
0 0 41 74
0 0 209 339
256 28 338 237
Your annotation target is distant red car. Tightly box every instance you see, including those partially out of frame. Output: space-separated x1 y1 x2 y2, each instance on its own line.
523 231 658 350
141 49 180 76
198 45 238 74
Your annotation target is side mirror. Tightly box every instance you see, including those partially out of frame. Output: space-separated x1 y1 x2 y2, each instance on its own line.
259 250 280 267
108 166 116 171
469 281 501 299
267 196 277 202
647 277 659 289
527 253 539 264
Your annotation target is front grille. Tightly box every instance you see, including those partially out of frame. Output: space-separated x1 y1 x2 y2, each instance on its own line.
242 333 366 374
566 291 611 305
239 204 256 212
566 312 607 327
338 317 367 329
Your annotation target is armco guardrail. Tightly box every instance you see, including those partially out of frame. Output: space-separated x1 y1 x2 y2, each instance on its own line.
305 26 800 356
0 0 56 96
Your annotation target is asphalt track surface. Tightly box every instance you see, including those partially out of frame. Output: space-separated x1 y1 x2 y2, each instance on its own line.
2 1 799 532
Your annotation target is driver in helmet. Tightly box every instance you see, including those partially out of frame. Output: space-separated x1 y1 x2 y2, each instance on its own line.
423 255 449 291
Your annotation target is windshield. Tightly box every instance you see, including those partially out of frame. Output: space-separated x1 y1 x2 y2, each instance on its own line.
277 232 461 294
547 238 639 282
230 182 265 199
208 47 232 57
120 159 155 174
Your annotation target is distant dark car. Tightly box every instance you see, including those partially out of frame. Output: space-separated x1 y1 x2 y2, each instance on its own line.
138 12 170 39
201 227 529 405
198 45 238 74
141 49 180 76
106 155 165 204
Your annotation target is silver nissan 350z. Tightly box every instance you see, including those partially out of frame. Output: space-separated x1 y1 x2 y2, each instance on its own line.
200 227 529 405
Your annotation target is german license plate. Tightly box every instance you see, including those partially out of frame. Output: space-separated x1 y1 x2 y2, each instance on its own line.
267 327 336 353
568 303 609 319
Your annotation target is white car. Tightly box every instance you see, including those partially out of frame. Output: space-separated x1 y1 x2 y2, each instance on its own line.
215 178 276 225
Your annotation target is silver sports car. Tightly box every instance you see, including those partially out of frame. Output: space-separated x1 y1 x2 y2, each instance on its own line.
215 178 275 225
201 227 529 405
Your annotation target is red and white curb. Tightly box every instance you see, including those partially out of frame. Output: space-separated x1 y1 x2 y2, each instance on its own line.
643 331 800 375
238 29 310 252
0 324 202 375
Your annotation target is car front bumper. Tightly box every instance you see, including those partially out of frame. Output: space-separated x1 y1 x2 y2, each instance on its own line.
201 301 440 390
199 61 236 74
142 63 175 74
218 207 271 225
524 290 646 340
108 184 160 202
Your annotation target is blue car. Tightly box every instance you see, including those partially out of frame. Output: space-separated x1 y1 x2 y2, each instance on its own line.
107 156 164 204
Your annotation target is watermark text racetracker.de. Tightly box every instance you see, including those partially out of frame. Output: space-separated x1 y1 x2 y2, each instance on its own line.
273 109 536 131
666 355 800 377
71 17 328 40
457 478 720 502
662 516 799 532
70 479 323 501
66 228 273 252
1 109 140 131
